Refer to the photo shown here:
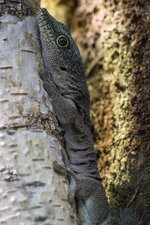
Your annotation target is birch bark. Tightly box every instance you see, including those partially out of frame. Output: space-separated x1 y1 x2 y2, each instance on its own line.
0 1 78 224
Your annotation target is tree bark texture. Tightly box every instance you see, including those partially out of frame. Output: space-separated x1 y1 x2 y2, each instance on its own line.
0 1 78 224
0 0 39 17
45 0 150 224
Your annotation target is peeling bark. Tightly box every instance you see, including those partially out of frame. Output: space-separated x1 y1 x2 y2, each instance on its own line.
0 1 78 225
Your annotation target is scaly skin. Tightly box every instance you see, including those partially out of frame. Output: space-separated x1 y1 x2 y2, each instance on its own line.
37 8 110 225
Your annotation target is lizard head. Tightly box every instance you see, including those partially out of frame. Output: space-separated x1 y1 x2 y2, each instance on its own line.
37 8 90 116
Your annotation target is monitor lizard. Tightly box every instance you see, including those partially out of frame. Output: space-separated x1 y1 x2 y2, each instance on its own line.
37 8 110 225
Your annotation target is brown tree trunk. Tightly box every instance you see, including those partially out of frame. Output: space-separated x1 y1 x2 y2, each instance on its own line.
46 0 150 224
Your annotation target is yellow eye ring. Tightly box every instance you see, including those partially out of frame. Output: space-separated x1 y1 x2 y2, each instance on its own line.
56 35 69 47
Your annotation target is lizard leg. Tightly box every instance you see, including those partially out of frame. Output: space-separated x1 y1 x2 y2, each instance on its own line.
39 68 77 126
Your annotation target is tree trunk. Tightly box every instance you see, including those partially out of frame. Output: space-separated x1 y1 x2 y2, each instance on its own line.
0 1 78 224
46 0 150 224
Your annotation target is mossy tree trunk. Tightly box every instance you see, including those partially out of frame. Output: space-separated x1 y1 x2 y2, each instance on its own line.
97 2 150 224
46 0 150 224
0 1 78 224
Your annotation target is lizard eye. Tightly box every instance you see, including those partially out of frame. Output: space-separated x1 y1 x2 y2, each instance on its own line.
56 35 69 47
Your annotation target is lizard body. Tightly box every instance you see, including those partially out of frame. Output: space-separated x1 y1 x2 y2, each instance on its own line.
37 8 110 225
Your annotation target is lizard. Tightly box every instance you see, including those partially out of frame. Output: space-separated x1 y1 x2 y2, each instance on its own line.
37 8 110 225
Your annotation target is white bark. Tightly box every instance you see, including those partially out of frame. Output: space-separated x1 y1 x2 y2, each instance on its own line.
0 14 78 225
